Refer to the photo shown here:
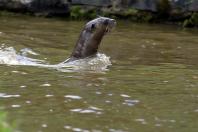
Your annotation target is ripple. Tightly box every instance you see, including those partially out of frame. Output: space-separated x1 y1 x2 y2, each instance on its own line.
64 125 71 129
89 106 103 111
64 125 90 132
41 124 47 128
108 93 113 96
120 94 130 98
25 100 31 104
109 128 126 132
40 83 51 87
123 99 139 106
20 48 39 56
20 85 27 88
11 70 27 75
64 95 82 100
70 106 103 114
11 70 19 73
95 91 102 95
155 123 162 127
45 94 54 97
78 110 96 114
155 117 176 123
194 109 198 112
0 93 20 98
11 105 21 108
105 100 112 103
135 118 147 124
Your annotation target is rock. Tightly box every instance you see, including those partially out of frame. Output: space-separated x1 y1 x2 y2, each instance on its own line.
171 0 198 12
28 0 70 16
128 0 157 12
71 0 112 7
0 0 27 11
0 0 70 16
188 0 198 11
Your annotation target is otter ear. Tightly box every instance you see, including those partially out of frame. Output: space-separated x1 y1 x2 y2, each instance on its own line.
91 24 95 29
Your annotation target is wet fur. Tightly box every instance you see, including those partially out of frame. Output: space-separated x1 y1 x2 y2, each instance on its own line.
66 17 116 62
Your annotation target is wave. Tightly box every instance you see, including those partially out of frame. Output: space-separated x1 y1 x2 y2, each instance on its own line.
0 46 111 72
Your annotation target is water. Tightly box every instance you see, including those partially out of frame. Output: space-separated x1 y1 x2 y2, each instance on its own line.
0 15 198 132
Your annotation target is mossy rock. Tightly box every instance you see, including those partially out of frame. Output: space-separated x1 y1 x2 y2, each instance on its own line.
128 11 154 23
183 12 198 27
123 8 138 17
70 6 97 20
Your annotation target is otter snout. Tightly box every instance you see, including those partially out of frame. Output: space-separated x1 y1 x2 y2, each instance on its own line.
103 19 116 27
110 19 116 26
103 18 116 33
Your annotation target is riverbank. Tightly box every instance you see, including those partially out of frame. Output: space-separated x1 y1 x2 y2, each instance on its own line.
0 0 198 28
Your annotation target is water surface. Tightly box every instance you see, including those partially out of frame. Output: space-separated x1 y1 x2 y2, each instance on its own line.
0 15 198 132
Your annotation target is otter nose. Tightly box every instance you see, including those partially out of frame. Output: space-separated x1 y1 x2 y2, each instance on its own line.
103 19 109 25
111 19 116 25
104 19 116 26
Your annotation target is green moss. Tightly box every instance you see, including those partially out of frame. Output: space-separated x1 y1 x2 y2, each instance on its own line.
70 6 83 19
183 12 198 27
0 10 33 18
128 11 154 23
123 8 138 16
191 12 198 25
70 6 97 20
0 11 19 17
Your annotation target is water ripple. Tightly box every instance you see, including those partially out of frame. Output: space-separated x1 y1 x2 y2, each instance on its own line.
64 125 90 132
0 93 20 98
70 106 103 114
123 99 139 106
40 83 51 87
11 104 21 108
64 95 82 100
135 118 147 124
120 94 130 98
45 94 54 97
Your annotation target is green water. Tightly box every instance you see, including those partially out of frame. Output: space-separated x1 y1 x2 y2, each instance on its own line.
0 15 198 132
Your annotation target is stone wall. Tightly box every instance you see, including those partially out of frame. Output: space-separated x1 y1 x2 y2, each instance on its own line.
0 0 70 15
1 0 198 14
0 0 198 27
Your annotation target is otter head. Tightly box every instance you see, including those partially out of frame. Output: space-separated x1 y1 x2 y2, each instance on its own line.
68 17 116 62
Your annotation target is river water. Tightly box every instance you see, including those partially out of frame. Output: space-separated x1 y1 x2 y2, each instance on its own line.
0 15 198 132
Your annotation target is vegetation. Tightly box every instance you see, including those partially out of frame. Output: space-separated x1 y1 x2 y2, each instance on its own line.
70 6 97 20
183 12 198 27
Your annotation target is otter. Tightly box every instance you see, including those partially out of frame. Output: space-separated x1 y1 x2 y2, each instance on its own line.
0 17 116 69
65 17 116 62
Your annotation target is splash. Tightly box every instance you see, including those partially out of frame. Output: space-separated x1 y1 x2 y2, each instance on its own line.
0 46 44 66
57 53 111 72
0 46 111 72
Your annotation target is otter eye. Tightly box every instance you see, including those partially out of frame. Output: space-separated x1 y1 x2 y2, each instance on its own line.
91 24 95 29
